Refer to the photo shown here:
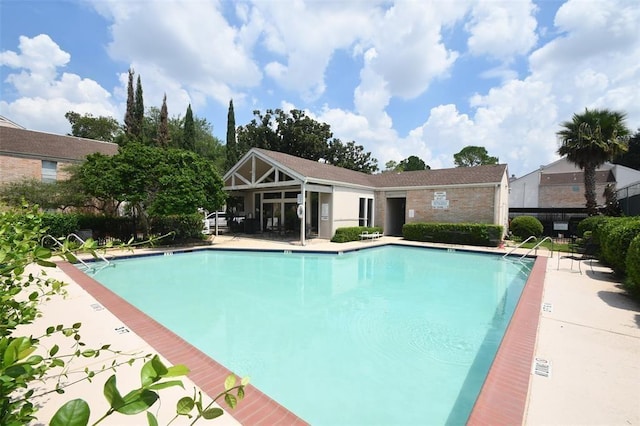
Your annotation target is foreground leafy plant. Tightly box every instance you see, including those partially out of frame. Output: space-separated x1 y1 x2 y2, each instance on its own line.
1 204 248 425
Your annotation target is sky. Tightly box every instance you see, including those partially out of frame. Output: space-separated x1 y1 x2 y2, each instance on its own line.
1 0 639 178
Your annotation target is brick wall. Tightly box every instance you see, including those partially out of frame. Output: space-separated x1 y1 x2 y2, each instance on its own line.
0 155 74 184
406 187 496 224
539 184 607 208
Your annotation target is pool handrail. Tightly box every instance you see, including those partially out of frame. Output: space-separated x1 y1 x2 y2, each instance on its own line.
503 236 554 260
41 233 114 272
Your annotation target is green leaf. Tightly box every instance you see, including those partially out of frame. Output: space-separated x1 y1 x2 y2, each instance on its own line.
117 389 159 415
224 393 237 409
240 376 250 386
224 374 236 391
237 387 245 400
148 379 184 391
202 407 224 420
165 364 189 377
26 354 43 365
34 246 52 259
36 259 57 268
140 355 167 387
50 398 90 426
103 374 125 409
146 411 159 426
81 349 96 358
176 396 195 415
50 344 59 356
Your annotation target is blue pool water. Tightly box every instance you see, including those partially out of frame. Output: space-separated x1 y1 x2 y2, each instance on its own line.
90 245 532 425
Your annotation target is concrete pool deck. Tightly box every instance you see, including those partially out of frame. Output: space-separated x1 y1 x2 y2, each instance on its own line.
22 235 640 425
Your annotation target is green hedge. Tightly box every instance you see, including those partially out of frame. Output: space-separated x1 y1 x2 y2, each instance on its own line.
76 214 134 243
402 223 503 247
625 234 640 296
40 213 79 239
576 215 609 238
331 226 383 243
600 217 640 276
149 213 206 244
509 215 543 239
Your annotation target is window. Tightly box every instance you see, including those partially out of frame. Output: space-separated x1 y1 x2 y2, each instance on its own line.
42 160 57 182
359 197 374 226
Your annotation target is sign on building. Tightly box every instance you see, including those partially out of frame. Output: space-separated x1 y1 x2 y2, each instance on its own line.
431 191 449 209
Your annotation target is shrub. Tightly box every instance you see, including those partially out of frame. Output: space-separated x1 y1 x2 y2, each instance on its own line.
509 216 543 239
149 213 206 243
596 217 627 265
625 234 640 296
40 212 79 238
576 215 609 238
402 223 503 247
600 217 640 276
331 226 383 243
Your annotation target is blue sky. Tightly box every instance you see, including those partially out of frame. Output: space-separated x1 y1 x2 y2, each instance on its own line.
1 0 639 177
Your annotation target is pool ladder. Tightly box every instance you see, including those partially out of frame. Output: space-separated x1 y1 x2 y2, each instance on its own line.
503 236 554 260
42 233 114 272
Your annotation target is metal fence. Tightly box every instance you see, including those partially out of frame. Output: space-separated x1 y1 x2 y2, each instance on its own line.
617 182 640 216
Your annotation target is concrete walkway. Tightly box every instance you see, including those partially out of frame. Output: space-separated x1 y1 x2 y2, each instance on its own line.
21 235 640 425
525 254 640 425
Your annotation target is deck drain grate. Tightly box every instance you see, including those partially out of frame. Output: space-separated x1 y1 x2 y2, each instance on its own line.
542 302 553 313
90 303 105 311
532 357 552 378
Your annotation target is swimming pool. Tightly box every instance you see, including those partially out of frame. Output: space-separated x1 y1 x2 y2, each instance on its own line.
89 245 532 424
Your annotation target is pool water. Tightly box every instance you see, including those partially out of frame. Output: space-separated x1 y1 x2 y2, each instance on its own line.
91 245 532 425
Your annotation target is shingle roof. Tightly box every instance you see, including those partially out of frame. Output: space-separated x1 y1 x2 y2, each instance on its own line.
254 148 507 188
0 126 119 162
255 148 376 187
371 164 508 187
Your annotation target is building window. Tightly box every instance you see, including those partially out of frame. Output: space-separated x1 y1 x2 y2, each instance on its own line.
359 198 374 226
42 160 57 182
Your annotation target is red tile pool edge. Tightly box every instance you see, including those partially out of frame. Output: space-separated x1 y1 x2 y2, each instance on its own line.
56 261 308 426
57 253 546 425
467 255 547 425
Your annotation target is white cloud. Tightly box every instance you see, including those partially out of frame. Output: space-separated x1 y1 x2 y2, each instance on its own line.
466 0 538 60
0 34 116 134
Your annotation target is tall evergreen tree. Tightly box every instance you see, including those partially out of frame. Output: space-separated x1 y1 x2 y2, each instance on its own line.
183 104 196 151
133 75 145 141
157 94 170 148
225 99 238 170
124 68 135 139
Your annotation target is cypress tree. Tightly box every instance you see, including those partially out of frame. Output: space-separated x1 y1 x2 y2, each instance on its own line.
134 75 144 141
183 104 196 151
124 68 135 139
226 99 237 170
157 94 170 148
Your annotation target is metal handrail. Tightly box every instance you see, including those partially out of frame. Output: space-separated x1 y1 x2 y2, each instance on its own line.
502 236 537 258
519 236 554 260
41 233 113 272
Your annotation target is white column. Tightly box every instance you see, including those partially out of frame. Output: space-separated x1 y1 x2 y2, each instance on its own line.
300 183 306 246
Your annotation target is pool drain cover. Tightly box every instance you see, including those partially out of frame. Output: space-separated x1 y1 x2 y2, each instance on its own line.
533 357 552 378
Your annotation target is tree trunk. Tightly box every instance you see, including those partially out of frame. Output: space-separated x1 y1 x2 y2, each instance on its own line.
583 164 598 215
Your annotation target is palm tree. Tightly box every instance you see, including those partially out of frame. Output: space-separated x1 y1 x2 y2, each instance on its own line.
557 108 630 215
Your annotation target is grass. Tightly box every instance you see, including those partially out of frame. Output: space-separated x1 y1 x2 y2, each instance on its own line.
508 239 573 253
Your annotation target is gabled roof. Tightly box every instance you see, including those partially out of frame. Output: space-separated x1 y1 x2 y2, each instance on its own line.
225 148 507 190
0 126 119 162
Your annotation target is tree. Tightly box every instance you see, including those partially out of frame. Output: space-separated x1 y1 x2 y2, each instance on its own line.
183 104 196 151
236 108 378 169
325 139 379 173
226 99 238 171
133 75 145 141
397 155 429 171
65 112 122 142
124 68 136 140
157 94 170 148
557 108 630 215
614 129 640 170
454 146 498 167
384 160 398 172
